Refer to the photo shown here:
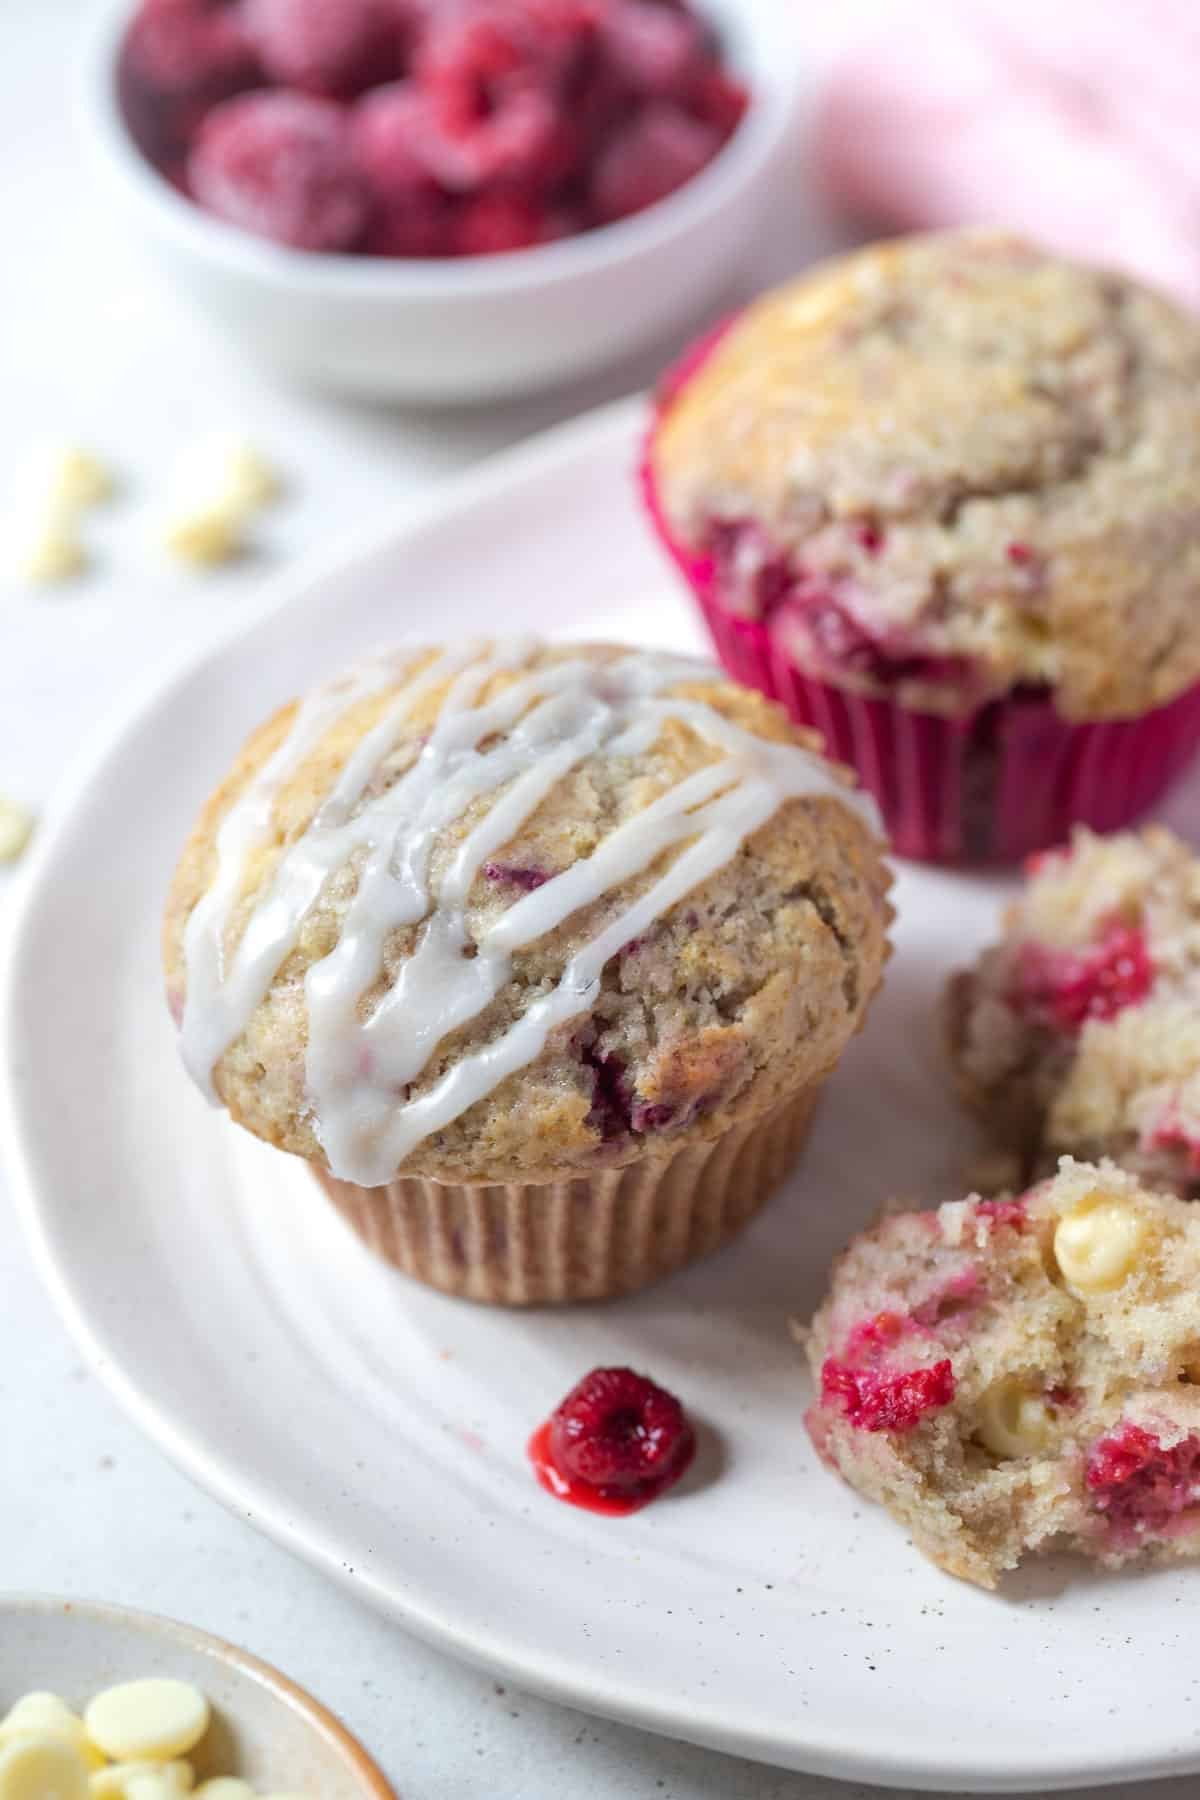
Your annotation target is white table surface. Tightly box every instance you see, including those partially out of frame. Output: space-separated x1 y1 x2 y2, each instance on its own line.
0 6 1192 1798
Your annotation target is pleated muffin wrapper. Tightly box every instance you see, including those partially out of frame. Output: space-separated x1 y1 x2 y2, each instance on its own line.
312 1087 818 1307
691 591 1200 864
642 329 1200 866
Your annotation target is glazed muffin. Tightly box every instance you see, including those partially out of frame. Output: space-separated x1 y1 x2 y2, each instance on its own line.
164 640 891 1305
804 1158 1200 1588
644 230 1200 862
946 826 1200 1196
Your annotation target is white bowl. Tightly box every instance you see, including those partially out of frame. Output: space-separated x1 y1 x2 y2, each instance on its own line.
77 0 801 403
0 1595 397 1800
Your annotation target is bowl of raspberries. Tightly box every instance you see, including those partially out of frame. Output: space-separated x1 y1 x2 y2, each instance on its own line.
82 0 798 400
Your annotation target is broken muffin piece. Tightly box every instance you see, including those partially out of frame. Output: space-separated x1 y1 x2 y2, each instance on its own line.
946 825 1200 1194
804 1158 1200 1588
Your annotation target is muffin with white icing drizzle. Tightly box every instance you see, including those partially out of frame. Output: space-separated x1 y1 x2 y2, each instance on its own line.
163 640 891 1304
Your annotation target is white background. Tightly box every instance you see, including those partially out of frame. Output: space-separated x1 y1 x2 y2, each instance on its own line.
0 4 1190 1796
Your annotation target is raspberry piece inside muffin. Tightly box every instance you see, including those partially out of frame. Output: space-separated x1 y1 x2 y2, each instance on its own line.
530 1367 696 1513
1015 921 1154 1033
947 825 1200 1193
1086 1424 1200 1543
820 1309 956 1434
805 1159 1200 1587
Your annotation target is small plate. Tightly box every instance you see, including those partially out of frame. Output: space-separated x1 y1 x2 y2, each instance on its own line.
5 398 1200 1794
0 1595 395 1800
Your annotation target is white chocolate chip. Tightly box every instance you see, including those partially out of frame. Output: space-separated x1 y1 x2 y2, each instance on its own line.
0 1695 103 1770
975 1379 1054 1458
14 514 87 586
171 437 281 519
162 502 245 568
84 1685 209 1765
90 1763 193 1799
1053 1190 1148 1293
125 1773 193 1800
0 796 34 863
0 1734 89 1800
19 445 115 513
196 440 280 513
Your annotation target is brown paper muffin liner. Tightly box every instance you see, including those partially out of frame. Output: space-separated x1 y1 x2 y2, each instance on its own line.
311 1086 820 1306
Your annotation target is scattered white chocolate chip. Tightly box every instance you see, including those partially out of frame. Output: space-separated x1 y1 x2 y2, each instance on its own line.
976 1378 1053 1459
162 501 246 568
20 445 115 513
91 1762 193 1798
1053 1190 1148 1293
0 795 34 863
14 513 87 586
176 439 281 514
84 1683 209 1765
0 1694 103 1769
0 1734 89 1800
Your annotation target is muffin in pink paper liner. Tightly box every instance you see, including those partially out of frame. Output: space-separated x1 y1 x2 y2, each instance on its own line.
643 230 1200 863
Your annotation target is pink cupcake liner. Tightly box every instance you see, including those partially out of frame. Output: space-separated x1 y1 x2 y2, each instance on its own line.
694 589 1200 862
642 323 1200 863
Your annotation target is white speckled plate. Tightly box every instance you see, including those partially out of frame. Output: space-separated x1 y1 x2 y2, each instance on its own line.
6 398 1200 1794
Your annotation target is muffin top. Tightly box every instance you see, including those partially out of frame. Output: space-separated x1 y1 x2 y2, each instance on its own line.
653 231 1200 718
164 641 891 1186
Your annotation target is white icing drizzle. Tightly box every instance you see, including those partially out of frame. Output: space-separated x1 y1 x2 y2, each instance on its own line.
180 642 879 1184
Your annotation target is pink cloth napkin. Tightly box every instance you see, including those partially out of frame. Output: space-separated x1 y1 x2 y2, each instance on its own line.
815 0 1200 308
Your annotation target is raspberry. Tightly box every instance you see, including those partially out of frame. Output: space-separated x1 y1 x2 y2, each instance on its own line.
188 92 370 251
687 65 748 136
1016 922 1154 1033
243 0 411 98
120 2 261 162
596 2 704 99
975 1197 1029 1232
364 194 453 258
580 1043 634 1140
482 862 552 889
821 1357 956 1433
590 103 720 222
455 191 548 255
1086 1424 1200 1538
375 19 584 196
822 1310 956 1433
124 1 260 100
350 82 441 197
547 1367 695 1497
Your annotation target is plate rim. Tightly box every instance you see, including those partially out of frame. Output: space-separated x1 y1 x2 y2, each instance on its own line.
3 394 1196 1795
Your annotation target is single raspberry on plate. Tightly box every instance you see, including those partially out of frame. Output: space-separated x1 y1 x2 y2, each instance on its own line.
243 0 412 98
188 92 371 251
589 103 721 222
548 1367 695 1496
